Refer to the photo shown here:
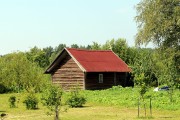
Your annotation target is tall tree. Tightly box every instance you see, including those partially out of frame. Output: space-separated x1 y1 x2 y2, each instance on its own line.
91 42 101 50
135 0 180 48
71 44 79 48
50 44 66 63
102 38 129 63
43 46 54 59
26 46 50 68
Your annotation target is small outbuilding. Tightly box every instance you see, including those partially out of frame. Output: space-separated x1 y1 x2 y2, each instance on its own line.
45 48 131 90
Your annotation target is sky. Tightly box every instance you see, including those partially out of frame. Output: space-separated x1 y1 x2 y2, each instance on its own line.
0 0 143 55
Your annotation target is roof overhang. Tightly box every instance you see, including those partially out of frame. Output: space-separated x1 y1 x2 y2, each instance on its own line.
45 48 86 74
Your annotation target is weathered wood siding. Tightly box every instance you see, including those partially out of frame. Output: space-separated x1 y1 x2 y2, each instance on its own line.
116 72 127 87
85 72 115 90
85 72 127 90
52 54 84 90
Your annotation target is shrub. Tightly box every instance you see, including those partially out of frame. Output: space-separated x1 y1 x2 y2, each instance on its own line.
66 96 86 108
23 92 38 109
0 84 9 93
66 88 86 108
9 96 16 108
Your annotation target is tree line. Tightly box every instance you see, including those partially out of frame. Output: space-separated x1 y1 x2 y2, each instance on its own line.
0 38 179 93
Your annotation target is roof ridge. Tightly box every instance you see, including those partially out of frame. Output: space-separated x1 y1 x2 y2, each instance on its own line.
66 48 112 52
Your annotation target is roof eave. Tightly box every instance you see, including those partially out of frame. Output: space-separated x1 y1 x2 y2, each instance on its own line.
44 48 67 74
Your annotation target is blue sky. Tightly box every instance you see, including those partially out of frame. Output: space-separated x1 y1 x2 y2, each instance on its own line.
0 0 142 55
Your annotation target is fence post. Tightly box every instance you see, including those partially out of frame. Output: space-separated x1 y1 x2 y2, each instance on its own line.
138 97 140 117
150 98 152 117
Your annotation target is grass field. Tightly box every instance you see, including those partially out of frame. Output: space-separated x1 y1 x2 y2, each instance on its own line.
0 87 180 120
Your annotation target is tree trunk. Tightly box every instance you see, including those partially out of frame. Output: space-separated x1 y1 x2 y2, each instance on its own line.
54 105 59 120
144 102 146 117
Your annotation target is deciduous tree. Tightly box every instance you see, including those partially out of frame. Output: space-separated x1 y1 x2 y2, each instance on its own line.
135 0 180 48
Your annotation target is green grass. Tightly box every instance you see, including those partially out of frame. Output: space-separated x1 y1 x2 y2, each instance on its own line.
0 87 180 120
81 86 180 110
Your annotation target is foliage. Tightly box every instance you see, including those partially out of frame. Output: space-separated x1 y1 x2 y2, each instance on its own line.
83 86 180 110
101 38 129 63
41 84 63 120
66 88 86 108
156 48 179 88
49 44 66 63
132 48 157 86
0 84 9 93
91 41 101 50
71 44 79 48
135 0 180 48
0 52 50 93
9 96 16 108
135 0 180 79
153 48 179 102
23 92 39 110
26 46 50 68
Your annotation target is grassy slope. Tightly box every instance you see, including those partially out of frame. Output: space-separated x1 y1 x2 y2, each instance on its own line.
0 87 180 120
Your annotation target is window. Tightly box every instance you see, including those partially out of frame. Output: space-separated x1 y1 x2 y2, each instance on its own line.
99 74 103 83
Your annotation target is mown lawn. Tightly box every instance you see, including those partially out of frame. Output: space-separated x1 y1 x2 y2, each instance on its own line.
0 87 180 120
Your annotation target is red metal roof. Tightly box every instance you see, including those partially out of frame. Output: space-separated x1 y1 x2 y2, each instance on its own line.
67 48 131 72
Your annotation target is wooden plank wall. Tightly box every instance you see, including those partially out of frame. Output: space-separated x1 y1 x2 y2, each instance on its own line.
85 72 127 90
52 54 84 90
85 72 115 90
116 72 127 87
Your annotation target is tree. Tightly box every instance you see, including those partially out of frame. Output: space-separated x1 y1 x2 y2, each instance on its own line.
26 46 50 68
41 85 63 120
135 0 180 48
50 44 66 63
132 49 156 117
43 46 54 59
153 48 179 102
102 38 130 63
0 52 49 92
102 39 115 50
113 38 129 63
135 0 180 90
71 44 79 48
132 49 156 86
54 44 66 54
91 42 101 50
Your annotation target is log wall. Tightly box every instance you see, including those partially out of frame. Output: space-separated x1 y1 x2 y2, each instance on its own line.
52 54 84 90
116 72 127 87
85 72 115 90
85 72 127 90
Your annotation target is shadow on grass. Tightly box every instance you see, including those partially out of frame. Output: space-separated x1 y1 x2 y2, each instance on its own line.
136 116 154 119
26 108 40 110
159 116 173 119
70 105 92 109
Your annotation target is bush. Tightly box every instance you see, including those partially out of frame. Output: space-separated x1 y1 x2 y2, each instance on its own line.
66 96 86 108
0 84 9 93
66 88 86 108
9 96 16 108
23 92 38 109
